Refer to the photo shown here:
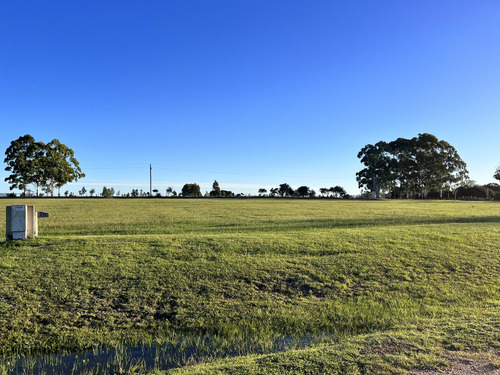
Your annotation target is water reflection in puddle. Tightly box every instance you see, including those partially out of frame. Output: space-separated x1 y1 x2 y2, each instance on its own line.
1 333 329 374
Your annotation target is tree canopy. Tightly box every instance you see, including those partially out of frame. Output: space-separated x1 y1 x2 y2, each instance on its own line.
181 183 202 197
101 186 115 198
356 133 468 198
295 186 310 197
4 134 43 195
4 134 85 196
278 183 294 197
495 167 500 182
210 180 221 197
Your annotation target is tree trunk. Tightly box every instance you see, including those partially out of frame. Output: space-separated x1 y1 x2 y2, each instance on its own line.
373 175 378 199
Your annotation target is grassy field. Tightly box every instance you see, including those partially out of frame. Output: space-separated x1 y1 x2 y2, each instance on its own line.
0 198 499 374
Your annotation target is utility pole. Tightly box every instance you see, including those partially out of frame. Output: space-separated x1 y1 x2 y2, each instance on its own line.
150 164 152 197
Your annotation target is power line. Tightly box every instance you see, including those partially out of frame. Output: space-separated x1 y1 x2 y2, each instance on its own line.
83 164 351 180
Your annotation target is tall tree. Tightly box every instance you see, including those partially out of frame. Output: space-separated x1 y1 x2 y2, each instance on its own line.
210 180 221 197
356 141 392 198
4 134 45 196
43 139 85 197
358 134 468 199
388 137 418 198
433 138 468 198
4 135 85 197
258 188 267 196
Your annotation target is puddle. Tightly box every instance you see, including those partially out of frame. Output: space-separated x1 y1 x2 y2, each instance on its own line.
1 333 329 374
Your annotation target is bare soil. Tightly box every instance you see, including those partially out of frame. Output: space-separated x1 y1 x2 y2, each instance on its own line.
409 351 500 375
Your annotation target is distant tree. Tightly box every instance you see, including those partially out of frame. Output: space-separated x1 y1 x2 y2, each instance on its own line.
332 186 346 198
64 190 69 197
42 185 51 196
296 186 310 197
210 180 221 197
89 188 95 197
278 183 294 197
79 186 87 196
221 190 234 197
172 190 177 196
258 188 267 196
182 183 202 197
319 188 329 197
101 186 115 198
455 184 495 199
495 167 500 182
269 188 278 197
166 187 173 196
309 189 316 198
484 183 500 193
484 183 500 201
153 189 160 197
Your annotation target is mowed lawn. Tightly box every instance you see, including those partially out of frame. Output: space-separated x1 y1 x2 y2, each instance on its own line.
0 198 499 374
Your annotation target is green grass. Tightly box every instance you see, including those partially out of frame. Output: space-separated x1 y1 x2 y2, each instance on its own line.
0 198 499 374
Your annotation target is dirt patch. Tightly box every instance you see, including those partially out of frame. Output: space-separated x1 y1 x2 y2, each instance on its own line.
361 338 417 356
409 351 500 375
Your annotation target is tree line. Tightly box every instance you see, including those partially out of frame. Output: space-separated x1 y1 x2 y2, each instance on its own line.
53 182 349 199
257 184 348 198
4 133 499 200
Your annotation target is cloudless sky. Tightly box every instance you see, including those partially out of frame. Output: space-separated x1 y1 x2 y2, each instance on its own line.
1 0 499 196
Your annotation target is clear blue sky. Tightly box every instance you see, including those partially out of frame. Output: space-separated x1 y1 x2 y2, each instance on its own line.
1 1 499 196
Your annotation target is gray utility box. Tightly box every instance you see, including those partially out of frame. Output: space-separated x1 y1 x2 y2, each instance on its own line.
6 205 44 240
